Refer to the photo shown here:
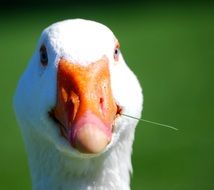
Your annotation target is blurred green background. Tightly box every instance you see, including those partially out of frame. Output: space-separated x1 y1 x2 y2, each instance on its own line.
0 1 214 190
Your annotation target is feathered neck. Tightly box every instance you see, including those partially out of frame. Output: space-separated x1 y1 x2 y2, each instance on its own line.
23 119 136 190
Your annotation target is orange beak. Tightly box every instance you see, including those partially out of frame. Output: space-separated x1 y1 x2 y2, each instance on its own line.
53 57 117 154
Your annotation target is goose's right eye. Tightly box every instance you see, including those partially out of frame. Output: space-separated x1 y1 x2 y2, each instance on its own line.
40 45 48 66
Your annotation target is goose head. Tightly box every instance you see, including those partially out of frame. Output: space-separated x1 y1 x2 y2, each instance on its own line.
14 19 143 158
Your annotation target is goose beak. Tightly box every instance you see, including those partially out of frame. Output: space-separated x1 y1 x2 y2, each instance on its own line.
53 58 117 154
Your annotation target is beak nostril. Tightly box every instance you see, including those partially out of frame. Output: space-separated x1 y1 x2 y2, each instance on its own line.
99 97 104 113
68 91 80 121
67 99 75 120
99 97 104 104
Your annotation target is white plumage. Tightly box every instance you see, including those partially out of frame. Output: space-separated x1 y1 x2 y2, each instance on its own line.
14 19 143 190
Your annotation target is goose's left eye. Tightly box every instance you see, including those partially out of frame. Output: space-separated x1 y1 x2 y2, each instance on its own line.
114 48 120 61
40 45 48 66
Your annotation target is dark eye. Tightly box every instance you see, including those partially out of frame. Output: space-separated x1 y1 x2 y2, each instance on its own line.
40 45 48 66
114 48 120 61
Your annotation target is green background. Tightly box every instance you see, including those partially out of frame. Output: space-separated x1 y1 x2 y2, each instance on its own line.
0 2 214 190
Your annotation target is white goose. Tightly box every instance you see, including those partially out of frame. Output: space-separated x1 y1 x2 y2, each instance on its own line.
14 19 143 190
